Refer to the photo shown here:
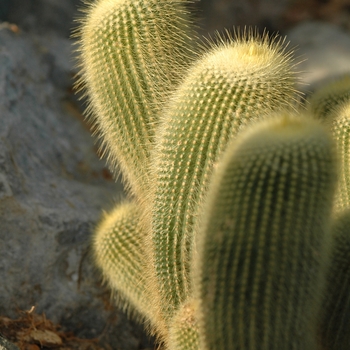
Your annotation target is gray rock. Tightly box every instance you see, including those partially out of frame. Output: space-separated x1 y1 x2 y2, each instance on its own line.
0 335 19 350
5 0 81 37
287 21 350 90
0 27 152 349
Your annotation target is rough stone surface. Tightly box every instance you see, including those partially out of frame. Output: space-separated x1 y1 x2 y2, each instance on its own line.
5 0 81 37
0 334 19 350
287 21 350 90
0 25 151 350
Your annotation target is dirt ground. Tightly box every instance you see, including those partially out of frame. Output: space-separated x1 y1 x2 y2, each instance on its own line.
0 308 105 350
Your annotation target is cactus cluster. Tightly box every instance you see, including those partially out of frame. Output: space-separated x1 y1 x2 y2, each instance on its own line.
76 0 350 349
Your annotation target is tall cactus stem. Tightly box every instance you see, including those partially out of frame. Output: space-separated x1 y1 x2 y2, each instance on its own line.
319 209 350 350
93 201 166 337
148 30 302 322
76 0 197 199
193 114 336 350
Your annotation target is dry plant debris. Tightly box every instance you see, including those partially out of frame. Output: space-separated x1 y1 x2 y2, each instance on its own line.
0 307 104 350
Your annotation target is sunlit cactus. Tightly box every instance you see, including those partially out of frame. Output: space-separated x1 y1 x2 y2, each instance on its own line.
75 1 350 349
93 202 153 322
168 299 200 350
149 30 300 322
76 0 196 199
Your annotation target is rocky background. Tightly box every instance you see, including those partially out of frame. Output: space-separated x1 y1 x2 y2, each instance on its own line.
0 1 349 349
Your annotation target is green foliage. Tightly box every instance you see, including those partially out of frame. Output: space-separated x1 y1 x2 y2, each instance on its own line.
76 0 350 349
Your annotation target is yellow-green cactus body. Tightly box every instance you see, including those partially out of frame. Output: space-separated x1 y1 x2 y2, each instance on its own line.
77 0 196 198
332 102 350 210
93 202 158 330
307 77 350 210
168 299 200 350
319 209 350 350
193 115 336 350
150 33 300 321
308 75 350 121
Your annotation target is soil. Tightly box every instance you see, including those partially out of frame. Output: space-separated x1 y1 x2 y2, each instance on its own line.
0 308 105 350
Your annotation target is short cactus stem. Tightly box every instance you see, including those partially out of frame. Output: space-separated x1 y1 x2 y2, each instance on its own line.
168 299 200 350
150 31 301 322
193 114 336 350
93 201 163 335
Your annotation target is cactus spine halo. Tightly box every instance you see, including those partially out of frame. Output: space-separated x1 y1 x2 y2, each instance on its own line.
202 29 297 73
148 30 302 324
75 0 197 199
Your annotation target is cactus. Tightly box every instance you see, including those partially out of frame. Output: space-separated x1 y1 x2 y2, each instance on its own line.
149 30 300 322
192 114 336 350
76 0 197 199
307 77 350 211
93 202 152 322
168 299 200 350
307 75 350 121
75 1 350 349
319 209 350 350
330 101 350 211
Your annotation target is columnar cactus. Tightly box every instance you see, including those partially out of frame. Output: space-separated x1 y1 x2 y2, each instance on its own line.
149 30 300 322
307 77 350 211
193 115 336 350
319 209 350 350
76 0 350 349
77 0 197 199
307 75 350 121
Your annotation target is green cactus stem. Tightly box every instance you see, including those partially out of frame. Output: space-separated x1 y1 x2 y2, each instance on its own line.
307 75 350 121
307 76 350 211
168 299 200 350
149 30 301 322
319 209 350 350
193 114 336 350
76 0 196 199
93 201 165 336
330 101 350 211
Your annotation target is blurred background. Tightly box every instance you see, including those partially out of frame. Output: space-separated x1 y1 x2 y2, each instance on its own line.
1 0 350 37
